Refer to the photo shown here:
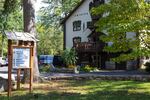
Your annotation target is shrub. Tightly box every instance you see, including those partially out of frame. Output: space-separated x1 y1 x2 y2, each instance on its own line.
39 65 51 73
80 65 97 72
61 48 78 68
144 62 150 73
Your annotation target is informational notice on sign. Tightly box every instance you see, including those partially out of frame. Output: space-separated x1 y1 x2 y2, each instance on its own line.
13 48 30 69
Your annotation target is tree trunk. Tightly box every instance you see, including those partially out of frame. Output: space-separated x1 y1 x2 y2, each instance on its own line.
23 0 39 82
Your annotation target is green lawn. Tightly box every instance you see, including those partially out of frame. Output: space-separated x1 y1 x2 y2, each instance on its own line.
1 80 150 100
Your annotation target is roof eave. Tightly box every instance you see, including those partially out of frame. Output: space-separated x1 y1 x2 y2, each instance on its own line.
60 0 85 24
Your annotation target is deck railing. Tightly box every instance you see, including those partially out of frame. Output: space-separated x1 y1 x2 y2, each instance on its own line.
74 42 103 52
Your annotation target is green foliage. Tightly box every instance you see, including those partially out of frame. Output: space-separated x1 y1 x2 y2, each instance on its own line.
36 0 81 55
0 0 22 57
62 0 81 15
5 10 23 31
92 0 150 62
37 0 80 28
39 65 51 73
80 65 98 72
61 48 78 66
144 62 150 73
0 10 23 32
2 0 20 14
37 0 62 55
0 34 7 55
37 24 63 55
0 0 21 30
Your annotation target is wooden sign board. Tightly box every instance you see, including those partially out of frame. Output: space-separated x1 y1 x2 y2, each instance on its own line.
5 32 37 97
12 47 30 69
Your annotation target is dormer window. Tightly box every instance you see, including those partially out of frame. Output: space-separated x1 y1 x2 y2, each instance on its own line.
73 20 81 31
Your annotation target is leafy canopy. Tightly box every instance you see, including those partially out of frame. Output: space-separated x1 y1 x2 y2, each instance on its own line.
0 0 22 31
36 0 81 55
92 0 150 62
0 0 22 56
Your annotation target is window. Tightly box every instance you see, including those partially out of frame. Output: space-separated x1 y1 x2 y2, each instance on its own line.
87 21 93 29
73 20 81 31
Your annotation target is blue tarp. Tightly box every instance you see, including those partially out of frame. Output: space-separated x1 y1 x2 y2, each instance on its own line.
39 55 54 64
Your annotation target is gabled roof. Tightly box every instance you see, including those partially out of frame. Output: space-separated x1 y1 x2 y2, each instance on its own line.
5 31 39 42
61 0 86 24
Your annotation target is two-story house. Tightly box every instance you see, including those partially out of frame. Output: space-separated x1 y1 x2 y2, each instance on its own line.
61 0 139 70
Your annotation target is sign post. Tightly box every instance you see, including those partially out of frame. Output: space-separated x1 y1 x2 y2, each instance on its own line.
8 45 34 97
5 32 37 97
8 40 12 97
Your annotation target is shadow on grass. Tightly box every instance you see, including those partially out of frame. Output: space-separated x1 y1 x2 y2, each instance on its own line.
1 90 150 100
1 80 150 100
58 80 150 90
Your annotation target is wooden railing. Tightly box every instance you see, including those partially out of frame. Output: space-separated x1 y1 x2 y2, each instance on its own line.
74 42 103 52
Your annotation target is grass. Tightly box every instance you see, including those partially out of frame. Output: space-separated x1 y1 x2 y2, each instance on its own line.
1 80 150 100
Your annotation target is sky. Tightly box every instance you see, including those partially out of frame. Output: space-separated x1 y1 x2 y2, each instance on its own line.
35 0 45 12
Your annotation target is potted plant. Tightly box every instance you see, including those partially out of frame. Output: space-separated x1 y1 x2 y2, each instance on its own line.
61 48 78 73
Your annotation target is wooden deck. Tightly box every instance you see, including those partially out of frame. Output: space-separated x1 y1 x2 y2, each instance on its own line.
74 42 103 52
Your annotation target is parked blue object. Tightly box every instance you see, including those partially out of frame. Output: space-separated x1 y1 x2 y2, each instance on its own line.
39 55 54 65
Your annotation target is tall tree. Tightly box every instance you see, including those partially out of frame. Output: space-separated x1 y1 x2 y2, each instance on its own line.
36 24 63 55
23 0 39 82
92 0 150 62
0 0 21 57
36 0 81 55
62 0 81 15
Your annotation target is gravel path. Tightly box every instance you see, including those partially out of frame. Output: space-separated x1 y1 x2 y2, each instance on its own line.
40 70 150 81
0 66 149 81
41 70 149 77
